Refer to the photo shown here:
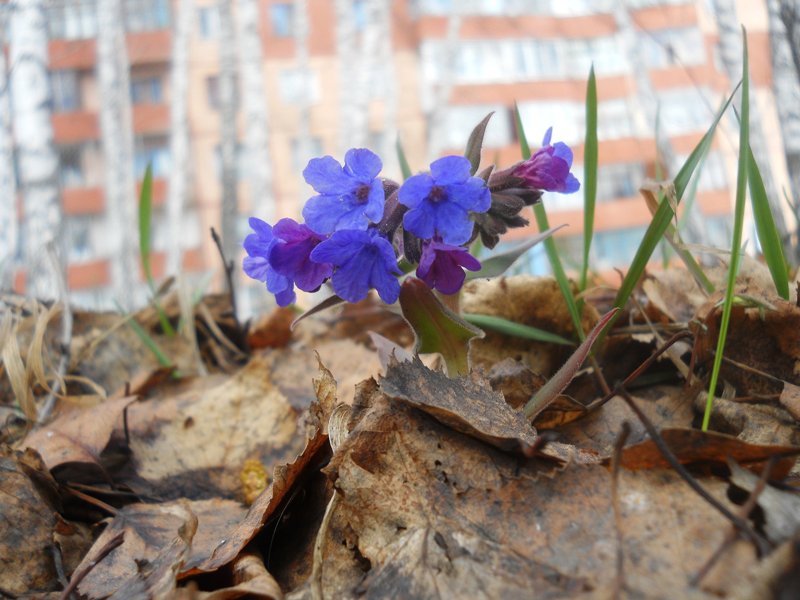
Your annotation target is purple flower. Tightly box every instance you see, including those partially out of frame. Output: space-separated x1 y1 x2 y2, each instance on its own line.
398 155 491 246
512 128 580 194
417 240 481 295
310 229 401 304
302 148 385 235
269 218 333 292
243 218 296 306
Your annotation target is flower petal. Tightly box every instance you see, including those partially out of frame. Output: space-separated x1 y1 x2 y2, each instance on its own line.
398 173 434 209
403 204 436 240
370 259 401 304
303 156 350 194
310 229 369 265
363 179 386 223
344 148 382 181
331 255 372 303
430 155 471 185
243 255 271 281
303 194 350 234
433 201 475 246
447 178 491 213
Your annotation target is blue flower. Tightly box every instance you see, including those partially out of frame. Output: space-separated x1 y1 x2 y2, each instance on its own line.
302 148 385 235
309 229 401 304
269 218 332 292
398 155 491 246
417 240 481 295
512 128 580 194
243 218 296 306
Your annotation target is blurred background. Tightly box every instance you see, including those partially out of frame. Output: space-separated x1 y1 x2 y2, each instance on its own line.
0 0 799 318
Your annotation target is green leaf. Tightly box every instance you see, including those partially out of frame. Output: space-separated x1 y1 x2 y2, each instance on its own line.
612 80 741 327
514 103 585 342
581 66 598 293
464 112 494 175
396 136 412 181
466 225 565 280
399 278 484 377
523 308 619 420
703 29 750 432
462 313 574 346
748 145 789 299
138 163 154 290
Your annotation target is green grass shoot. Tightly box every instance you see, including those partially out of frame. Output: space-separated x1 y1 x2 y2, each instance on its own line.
396 137 412 180
514 104 586 342
702 30 750 431
581 66 598 294
462 313 574 346
138 163 176 336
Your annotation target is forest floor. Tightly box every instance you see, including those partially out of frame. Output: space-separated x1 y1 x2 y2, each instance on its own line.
2 262 800 599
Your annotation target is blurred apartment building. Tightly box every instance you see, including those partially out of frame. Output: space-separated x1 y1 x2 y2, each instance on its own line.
12 0 790 308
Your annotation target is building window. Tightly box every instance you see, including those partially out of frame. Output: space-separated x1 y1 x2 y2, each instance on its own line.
48 0 97 40
639 28 704 69
51 70 81 112
124 0 170 32
596 163 645 201
67 216 93 262
134 136 170 178
593 227 647 271
197 5 220 38
130 76 163 104
278 68 319 105
270 3 293 37
440 105 512 152
206 75 240 110
353 0 367 30
213 144 247 181
657 88 712 136
58 145 84 187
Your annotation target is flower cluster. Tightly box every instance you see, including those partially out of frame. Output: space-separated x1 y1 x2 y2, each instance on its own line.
244 127 579 306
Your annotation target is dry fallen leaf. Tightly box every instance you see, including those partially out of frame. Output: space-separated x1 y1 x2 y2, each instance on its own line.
0 446 61 595
379 356 538 452
780 382 800 422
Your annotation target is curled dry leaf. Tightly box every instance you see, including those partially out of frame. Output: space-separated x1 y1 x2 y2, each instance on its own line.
193 552 283 600
247 306 295 350
617 428 800 478
727 459 800 545
0 446 61 595
311 388 754 598
692 296 800 396
23 395 134 479
779 382 800 422
379 355 537 453
642 269 707 324
694 392 799 448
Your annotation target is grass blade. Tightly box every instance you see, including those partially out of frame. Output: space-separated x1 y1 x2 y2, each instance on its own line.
514 104 585 341
703 30 750 431
612 81 741 322
748 145 789 299
138 163 155 290
462 313 574 346
581 66 598 292
396 137 412 180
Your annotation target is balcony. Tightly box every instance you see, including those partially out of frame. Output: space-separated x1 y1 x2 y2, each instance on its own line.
62 178 167 215
53 111 100 143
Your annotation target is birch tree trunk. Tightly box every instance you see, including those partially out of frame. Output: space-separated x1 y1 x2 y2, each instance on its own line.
0 16 18 289
425 10 461 160
335 0 357 153
97 0 139 308
767 0 800 259
166 0 193 276
9 0 62 299
293 0 313 172
712 0 792 254
235 0 273 221
217 0 239 268
376 0 397 162
613 2 706 245
348 0 382 150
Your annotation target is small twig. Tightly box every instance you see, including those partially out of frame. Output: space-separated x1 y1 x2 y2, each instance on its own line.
586 330 693 413
210 227 239 328
690 458 775 586
64 486 118 516
59 531 124 600
616 387 770 556
311 490 341 600
38 243 73 424
611 422 631 600
711 351 787 386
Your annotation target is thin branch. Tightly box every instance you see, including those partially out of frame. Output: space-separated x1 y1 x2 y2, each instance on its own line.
59 531 124 600
210 226 239 327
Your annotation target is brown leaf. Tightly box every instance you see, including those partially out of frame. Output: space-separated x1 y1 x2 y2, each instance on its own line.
780 382 800 421
692 296 800 396
247 307 295 350
23 395 134 479
0 446 61 595
379 356 537 453
313 391 753 598
617 428 800 477
77 499 242 598
695 392 799 448
487 357 545 409
642 269 707 324
119 353 307 500
193 552 283 599
188 428 330 575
